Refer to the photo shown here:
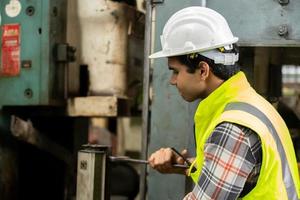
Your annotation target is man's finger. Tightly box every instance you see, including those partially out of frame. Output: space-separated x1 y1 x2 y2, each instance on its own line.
181 149 188 157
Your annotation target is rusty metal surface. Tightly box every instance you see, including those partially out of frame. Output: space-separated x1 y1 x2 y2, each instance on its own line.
67 96 118 117
70 0 144 96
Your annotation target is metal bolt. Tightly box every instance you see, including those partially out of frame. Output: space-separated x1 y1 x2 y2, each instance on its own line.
278 0 289 5
24 88 33 99
26 6 35 16
278 25 288 37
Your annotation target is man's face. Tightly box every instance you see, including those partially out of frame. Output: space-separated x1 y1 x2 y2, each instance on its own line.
167 57 205 102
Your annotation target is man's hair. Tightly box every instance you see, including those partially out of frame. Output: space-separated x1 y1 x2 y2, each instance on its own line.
173 44 240 80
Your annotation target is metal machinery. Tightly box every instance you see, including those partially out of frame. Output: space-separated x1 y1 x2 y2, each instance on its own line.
0 0 145 199
0 0 71 107
144 0 300 199
0 0 72 199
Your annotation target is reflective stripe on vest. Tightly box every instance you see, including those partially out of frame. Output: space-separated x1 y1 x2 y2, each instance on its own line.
225 102 298 200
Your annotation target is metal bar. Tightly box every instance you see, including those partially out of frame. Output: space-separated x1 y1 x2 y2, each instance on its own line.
110 156 149 164
140 0 153 199
171 148 197 173
171 148 192 166
110 156 189 169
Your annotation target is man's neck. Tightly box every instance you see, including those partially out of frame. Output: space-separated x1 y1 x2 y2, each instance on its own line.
203 76 224 99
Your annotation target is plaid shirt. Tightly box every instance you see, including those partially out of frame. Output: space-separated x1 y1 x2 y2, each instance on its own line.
184 122 262 200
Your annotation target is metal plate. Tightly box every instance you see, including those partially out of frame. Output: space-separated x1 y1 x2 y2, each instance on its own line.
208 0 300 46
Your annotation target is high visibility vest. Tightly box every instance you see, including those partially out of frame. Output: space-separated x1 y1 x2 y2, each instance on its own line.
188 72 300 199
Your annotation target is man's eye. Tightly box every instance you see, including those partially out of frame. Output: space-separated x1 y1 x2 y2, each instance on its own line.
173 70 179 75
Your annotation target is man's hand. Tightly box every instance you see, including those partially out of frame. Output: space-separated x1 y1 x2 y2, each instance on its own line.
148 147 190 175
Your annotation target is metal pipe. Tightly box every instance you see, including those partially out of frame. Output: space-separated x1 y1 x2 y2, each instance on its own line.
201 0 207 7
140 0 153 199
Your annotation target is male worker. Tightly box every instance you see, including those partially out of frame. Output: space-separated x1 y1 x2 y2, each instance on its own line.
148 6 300 200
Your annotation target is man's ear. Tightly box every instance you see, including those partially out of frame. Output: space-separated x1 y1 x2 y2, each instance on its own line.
197 61 210 80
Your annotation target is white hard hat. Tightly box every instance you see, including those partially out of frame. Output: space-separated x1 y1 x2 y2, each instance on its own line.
149 6 239 64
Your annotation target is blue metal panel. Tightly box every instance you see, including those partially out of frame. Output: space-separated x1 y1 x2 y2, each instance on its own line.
207 0 300 46
0 0 67 107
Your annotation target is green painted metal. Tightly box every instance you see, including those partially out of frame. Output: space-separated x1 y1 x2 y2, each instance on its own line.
0 0 67 108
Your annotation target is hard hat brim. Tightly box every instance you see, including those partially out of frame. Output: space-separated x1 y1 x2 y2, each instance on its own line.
149 37 239 59
148 51 167 59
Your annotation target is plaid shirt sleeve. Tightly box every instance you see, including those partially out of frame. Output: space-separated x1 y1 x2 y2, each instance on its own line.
183 122 261 200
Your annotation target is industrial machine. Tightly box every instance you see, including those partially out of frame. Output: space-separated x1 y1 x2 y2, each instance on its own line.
0 0 72 107
0 0 144 199
0 1 71 199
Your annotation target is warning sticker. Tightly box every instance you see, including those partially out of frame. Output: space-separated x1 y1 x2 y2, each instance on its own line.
0 24 21 76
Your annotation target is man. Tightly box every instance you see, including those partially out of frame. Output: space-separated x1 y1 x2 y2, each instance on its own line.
148 6 300 200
